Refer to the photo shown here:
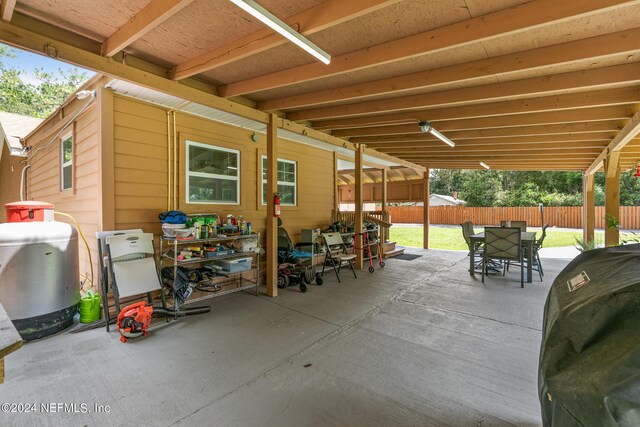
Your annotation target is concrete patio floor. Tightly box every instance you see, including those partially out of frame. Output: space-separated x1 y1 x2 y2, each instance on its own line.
0 249 572 427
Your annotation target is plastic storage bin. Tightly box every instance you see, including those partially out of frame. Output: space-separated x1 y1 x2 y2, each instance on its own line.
208 256 252 273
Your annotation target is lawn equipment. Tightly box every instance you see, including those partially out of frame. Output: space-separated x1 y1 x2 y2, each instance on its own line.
116 301 210 343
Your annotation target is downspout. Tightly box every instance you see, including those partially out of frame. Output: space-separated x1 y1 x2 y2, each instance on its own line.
166 111 172 211
173 111 178 210
20 164 31 201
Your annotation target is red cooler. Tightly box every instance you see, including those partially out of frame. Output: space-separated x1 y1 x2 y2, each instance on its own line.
5 201 54 222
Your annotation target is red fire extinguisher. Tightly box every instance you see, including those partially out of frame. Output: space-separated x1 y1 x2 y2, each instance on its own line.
274 193 281 217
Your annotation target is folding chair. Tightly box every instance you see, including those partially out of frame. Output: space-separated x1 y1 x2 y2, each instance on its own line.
104 233 167 329
321 232 357 283
483 227 524 288
96 229 143 331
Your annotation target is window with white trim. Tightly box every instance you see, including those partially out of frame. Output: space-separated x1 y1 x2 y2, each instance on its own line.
186 141 240 204
262 156 296 206
61 134 73 190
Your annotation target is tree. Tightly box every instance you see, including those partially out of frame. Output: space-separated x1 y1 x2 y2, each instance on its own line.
0 45 89 118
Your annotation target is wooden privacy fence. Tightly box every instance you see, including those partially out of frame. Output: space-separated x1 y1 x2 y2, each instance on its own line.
386 206 640 229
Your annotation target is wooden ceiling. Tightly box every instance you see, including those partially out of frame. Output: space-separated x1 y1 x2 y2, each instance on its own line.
1 0 639 172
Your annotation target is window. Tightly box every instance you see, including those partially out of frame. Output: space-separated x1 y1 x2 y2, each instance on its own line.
186 141 240 204
61 134 73 190
262 156 296 206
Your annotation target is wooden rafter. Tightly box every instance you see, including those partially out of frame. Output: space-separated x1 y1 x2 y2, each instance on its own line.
171 0 401 80
359 134 612 145
221 0 633 97
259 28 640 111
347 122 622 141
0 0 16 22
312 87 640 130
372 141 608 152
288 62 640 121
102 0 194 57
585 111 640 174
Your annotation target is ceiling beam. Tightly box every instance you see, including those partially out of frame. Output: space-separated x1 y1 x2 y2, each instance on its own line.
220 0 634 97
585 111 640 174
102 0 193 57
288 62 640 121
332 108 634 137
170 0 400 80
1 0 16 22
359 134 612 145
345 121 622 140
312 87 640 130
388 152 602 159
259 28 640 111
370 141 608 151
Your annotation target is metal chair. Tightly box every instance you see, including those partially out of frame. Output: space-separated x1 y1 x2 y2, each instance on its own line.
460 221 483 272
501 220 527 231
482 227 524 287
507 224 548 281
321 232 357 283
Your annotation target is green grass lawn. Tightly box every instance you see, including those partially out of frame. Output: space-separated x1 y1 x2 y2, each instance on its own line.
389 226 632 250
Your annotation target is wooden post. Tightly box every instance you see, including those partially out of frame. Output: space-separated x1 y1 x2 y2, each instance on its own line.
604 151 621 247
98 85 115 231
265 114 278 297
423 168 430 249
582 173 595 245
333 151 339 217
381 167 388 247
355 144 364 270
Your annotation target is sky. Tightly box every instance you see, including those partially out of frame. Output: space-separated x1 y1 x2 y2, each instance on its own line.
1 43 94 85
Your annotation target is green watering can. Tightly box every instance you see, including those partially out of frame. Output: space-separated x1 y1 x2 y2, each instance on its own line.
79 290 101 324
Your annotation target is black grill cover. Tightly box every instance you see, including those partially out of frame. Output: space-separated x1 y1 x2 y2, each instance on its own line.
539 243 640 426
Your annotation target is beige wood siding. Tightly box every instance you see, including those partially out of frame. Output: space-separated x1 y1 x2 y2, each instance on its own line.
0 144 24 223
113 95 168 234
112 95 335 243
24 95 101 288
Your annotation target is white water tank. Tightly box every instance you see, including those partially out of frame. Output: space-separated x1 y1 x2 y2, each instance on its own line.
0 202 79 341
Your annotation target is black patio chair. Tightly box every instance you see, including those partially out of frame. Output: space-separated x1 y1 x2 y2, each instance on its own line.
501 220 527 231
507 223 549 281
461 221 483 272
482 227 524 287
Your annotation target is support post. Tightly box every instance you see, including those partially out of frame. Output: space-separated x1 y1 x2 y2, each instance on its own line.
604 151 621 247
423 168 430 249
582 173 595 245
381 167 388 248
266 114 278 297
355 143 364 270
333 151 339 219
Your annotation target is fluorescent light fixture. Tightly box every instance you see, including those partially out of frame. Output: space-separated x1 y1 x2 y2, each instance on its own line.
228 0 331 65
227 166 238 170
480 161 490 170
418 121 455 147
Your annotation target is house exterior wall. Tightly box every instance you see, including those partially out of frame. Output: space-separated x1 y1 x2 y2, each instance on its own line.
0 144 23 223
429 195 456 206
24 83 102 287
112 95 335 243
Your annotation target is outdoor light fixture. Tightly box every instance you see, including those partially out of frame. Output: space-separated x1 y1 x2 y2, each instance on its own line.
480 161 491 170
634 162 640 178
228 0 331 65
76 90 95 100
418 121 455 147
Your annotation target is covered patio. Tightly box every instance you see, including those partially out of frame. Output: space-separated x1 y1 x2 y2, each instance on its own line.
1 1 639 425
2 249 570 426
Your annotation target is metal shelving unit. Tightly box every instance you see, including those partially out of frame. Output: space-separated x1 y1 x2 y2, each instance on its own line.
159 233 260 315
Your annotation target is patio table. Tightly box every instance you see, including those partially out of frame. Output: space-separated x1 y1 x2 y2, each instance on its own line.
469 231 537 283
